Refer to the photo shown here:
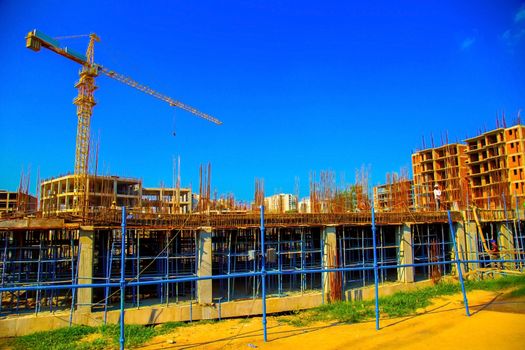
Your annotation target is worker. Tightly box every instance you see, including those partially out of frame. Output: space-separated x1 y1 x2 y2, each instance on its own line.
433 184 442 211
489 239 501 269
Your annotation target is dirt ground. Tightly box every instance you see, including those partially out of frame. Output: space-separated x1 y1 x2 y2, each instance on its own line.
140 290 525 350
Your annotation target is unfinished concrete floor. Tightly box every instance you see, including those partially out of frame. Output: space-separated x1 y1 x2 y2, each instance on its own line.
138 289 525 350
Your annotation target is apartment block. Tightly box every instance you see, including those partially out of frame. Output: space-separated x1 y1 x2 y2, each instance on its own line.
0 190 38 216
465 125 525 209
412 143 468 211
373 179 414 212
142 187 192 214
264 193 298 213
40 174 191 215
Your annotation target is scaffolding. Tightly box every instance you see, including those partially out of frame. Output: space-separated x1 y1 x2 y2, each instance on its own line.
94 228 197 315
338 225 399 290
412 223 452 281
0 229 79 316
212 227 323 301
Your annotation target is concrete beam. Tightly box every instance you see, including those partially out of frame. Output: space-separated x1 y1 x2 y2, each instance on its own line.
0 218 65 230
197 227 213 305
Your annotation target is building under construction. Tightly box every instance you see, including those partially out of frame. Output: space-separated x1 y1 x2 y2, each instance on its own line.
40 174 192 216
1 190 524 337
0 29 523 338
411 124 525 211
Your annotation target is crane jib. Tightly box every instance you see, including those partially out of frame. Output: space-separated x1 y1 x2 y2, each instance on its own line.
26 28 222 125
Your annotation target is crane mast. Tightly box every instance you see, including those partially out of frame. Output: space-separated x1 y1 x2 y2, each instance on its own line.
72 33 99 212
26 29 221 216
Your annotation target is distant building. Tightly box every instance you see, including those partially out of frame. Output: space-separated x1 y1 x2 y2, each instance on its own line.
40 174 191 215
264 193 297 213
298 197 311 213
412 143 468 211
0 190 38 217
465 124 525 209
373 179 414 212
141 187 192 214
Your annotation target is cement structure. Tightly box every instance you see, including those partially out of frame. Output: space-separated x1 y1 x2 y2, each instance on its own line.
1 209 524 337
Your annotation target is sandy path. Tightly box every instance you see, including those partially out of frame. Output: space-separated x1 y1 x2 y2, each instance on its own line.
140 290 525 350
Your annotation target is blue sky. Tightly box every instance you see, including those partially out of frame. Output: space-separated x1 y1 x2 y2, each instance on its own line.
0 1 524 201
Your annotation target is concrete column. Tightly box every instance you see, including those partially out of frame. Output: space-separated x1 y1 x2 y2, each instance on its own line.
397 223 414 283
197 227 213 305
453 221 469 275
77 226 94 313
499 223 516 269
322 225 337 302
465 222 479 271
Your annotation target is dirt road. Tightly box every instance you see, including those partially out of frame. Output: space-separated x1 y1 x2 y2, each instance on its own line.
140 290 525 350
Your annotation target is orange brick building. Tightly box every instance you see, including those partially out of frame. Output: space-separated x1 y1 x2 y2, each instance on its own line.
465 125 525 209
412 143 468 211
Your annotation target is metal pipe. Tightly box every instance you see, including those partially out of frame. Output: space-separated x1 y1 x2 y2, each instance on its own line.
260 205 268 342
2 257 525 295
447 210 470 316
372 204 380 330
120 207 126 350
104 239 114 324
69 243 81 326
516 193 525 268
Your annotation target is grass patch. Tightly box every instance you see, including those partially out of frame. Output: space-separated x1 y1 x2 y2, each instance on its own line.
465 274 525 292
156 321 190 335
195 319 219 325
100 324 156 348
277 274 525 327
508 285 525 298
10 325 97 350
379 282 460 317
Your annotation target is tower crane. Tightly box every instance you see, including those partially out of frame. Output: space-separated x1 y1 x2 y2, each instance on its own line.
25 29 222 215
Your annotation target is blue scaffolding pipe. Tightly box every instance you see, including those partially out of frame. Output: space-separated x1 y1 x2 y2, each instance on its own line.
371 204 380 330
447 210 470 317
35 232 43 315
516 194 525 269
104 240 115 324
120 207 126 350
260 205 268 342
2 258 525 296
69 243 81 327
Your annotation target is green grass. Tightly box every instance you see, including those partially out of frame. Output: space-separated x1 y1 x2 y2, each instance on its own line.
10 325 97 350
9 275 525 348
465 274 525 292
278 274 525 327
99 324 156 348
156 321 190 335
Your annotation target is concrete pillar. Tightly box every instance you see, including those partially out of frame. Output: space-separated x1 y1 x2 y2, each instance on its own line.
322 225 337 302
77 226 94 313
197 227 213 305
397 223 414 283
453 221 469 275
499 223 516 269
465 222 479 271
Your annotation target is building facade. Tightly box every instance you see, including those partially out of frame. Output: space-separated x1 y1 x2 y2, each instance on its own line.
0 190 38 217
264 193 298 213
465 125 525 209
412 143 468 211
373 179 414 212
40 174 192 215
